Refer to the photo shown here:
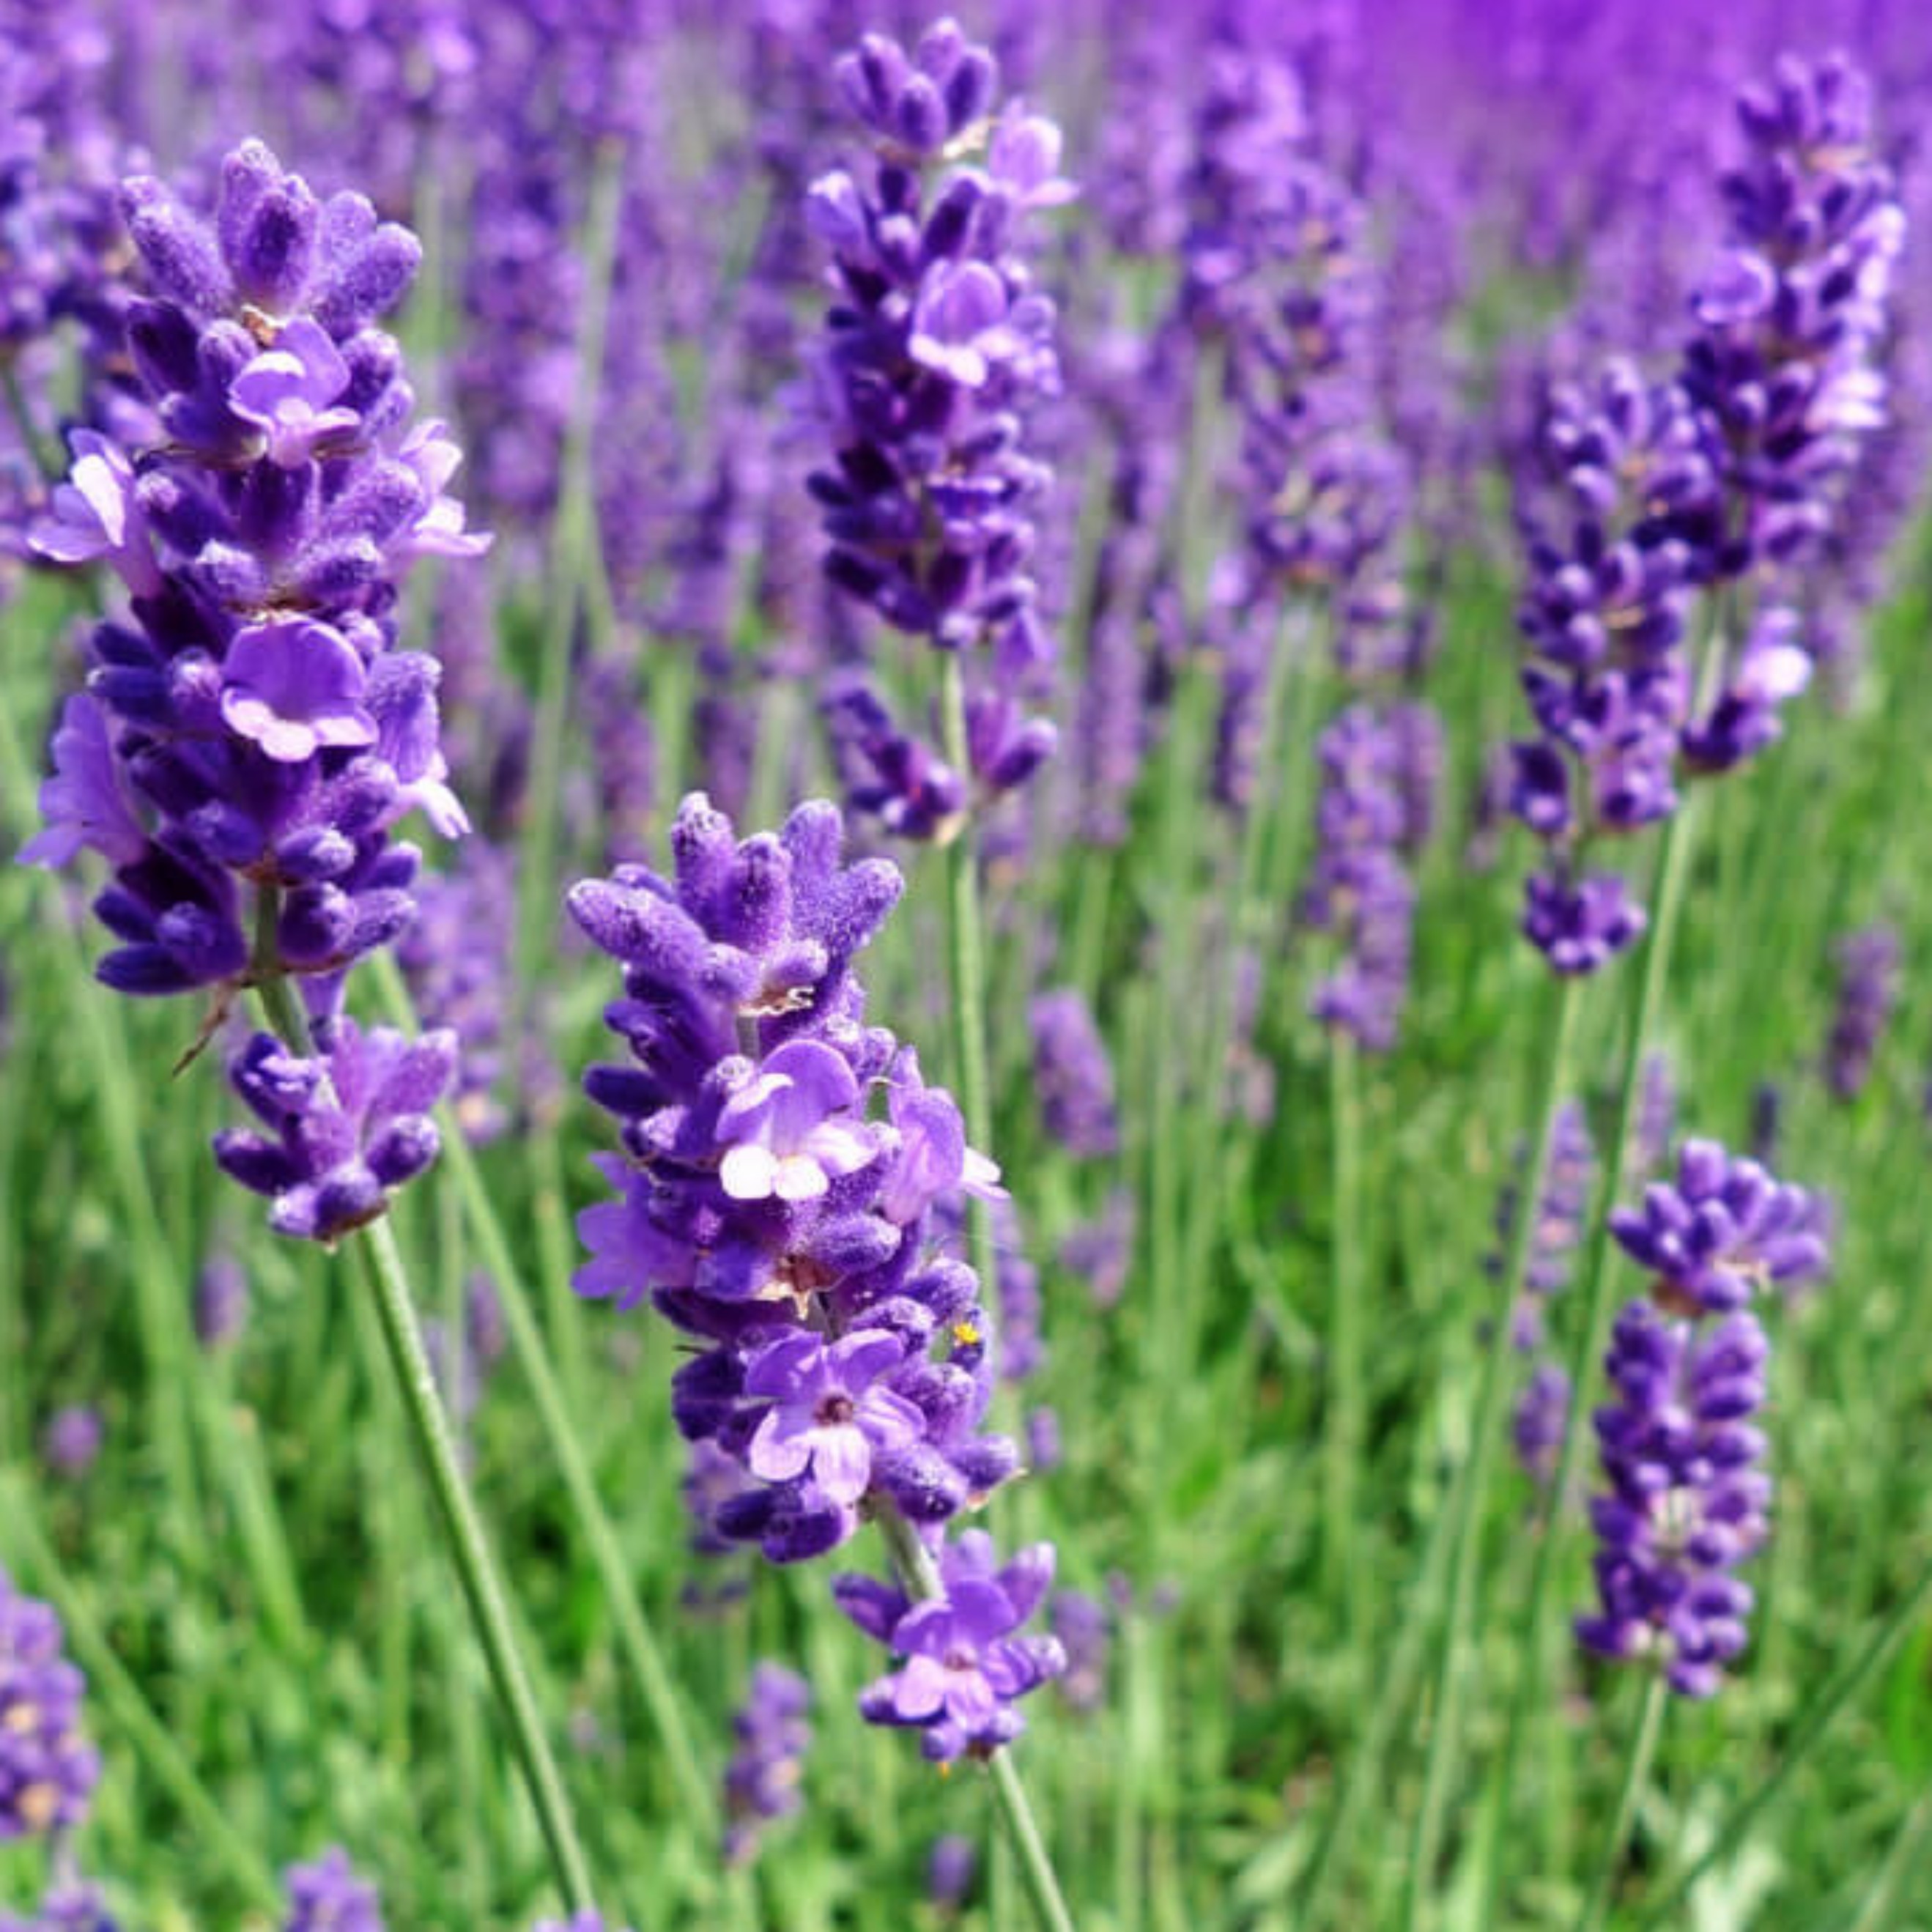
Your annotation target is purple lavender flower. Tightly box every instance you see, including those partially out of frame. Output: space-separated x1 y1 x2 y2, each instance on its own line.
1576 1302 1772 1698
1029 989 1119 1157
21 138 484 1239
928 1834 977 1909
282 1848 380 1932
1824 924 1900 1101
722 1662 812 1865
1609 1139 1829 1315
571 796 1062 1741
41 1406 103 1478
842 1532 1065 1762
808 20 1070 829
531 1917 633 1932
1058 1188 1133 1310
0 1566 100 1840
212 1021 456 1243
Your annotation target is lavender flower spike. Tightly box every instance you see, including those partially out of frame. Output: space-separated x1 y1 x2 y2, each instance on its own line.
722 1662 813 1865
282 1848 380 1932
571 795 1064 1747
1576 1301 1771 1698
0 1567 100 1840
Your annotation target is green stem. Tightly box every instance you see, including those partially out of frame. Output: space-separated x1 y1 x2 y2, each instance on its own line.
937 652 999 1306
1325 1029 1365 1642
1575 1673 1667 1932
1846 1785 1932 1932
1479 786 1704 1922
1404 971 1585 1930
253 956 594 1914
1 1474 282 1913
875 1507 1078 1932
1633 1542 1932 1929
365 955 726 1846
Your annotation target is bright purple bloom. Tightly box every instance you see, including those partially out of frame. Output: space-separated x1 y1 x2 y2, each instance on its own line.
745 1330 925 1507
572 796 1062 1742
27 430 158 593
716 1040 876 1206
722 1662 812 1865
226 317 358 468
1609 1139 1829 1314
282 1848 380 1932
213 1021 455 1243
220 618 377 764
0 1566 100 1840
15 694 144 871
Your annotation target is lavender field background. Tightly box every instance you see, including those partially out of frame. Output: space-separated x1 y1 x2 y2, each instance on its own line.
5 1 1932 1927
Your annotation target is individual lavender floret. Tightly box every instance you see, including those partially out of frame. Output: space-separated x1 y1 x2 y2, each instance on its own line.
1029 989 1119 1157
928 1833 977 1910
722 1662 813 1865
1824 923 1900 1101
807 20 1071 827
212 1020 456 1243
283 1848 380 1932
0 1567 100 1840
1609 1139 1829 1314
837 1531 1065 1761
195 1254 249 1347
41 1406 103 1478
1575 1301 1772 1697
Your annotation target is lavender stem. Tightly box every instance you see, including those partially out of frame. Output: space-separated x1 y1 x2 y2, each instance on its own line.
253 922 594 1915
1576 1673 1668 1932
1406 971 1585 1928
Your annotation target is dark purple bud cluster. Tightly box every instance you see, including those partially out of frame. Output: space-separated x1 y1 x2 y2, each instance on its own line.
283 1849 380 1932
722 1662 812 1865
807 19 1073 830
1579 1139 1830 1696
1607 1139 1829 1314
1824 922 1900 1101
570 793 1063 1757
22 140 484 1239
0 1566 100 1841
